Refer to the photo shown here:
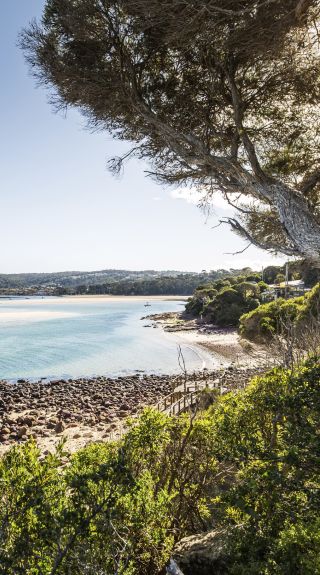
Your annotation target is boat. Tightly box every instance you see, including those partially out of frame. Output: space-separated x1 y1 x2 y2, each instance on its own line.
144 302 151 307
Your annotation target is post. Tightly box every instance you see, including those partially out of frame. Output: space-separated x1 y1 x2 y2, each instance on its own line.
285 261 289 299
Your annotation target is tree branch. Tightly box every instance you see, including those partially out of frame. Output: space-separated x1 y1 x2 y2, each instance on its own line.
221 217 300 256
225 67 267 183
225 242 252 255
300 169 320 195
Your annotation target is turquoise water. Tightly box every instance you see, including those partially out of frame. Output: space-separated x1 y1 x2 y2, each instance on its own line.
0 297 214 380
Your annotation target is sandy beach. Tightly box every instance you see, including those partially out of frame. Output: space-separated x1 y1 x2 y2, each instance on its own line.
146 312 268 368
0 295 189 306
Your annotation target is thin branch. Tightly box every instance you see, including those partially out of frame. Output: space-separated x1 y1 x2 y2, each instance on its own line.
220 217 299 256
225 242 252 255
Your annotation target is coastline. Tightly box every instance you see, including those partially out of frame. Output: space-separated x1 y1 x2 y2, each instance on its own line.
0 295 189 304
0 309 267 456
0 365 262 456
146 312 268 368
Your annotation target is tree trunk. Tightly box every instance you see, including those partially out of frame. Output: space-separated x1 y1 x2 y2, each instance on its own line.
269 182 320 264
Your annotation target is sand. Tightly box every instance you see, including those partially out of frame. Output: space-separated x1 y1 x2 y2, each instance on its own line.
174 329 267 368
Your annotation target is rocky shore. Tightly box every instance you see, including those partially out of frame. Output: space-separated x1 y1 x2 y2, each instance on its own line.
0 373 180 454
0 366 261 455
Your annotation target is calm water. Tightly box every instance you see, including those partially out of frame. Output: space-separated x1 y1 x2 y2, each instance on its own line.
0 297 215 380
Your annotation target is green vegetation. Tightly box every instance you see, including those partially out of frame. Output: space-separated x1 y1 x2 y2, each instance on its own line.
240 283 320 341
186 275 262 326
1 358 320 573
1 263 319 297
0 267 255 296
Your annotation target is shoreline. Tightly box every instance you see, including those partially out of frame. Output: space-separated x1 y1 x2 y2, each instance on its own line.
0 365 262 456
0 295 190 304
145 312 268 368
0 311 268 456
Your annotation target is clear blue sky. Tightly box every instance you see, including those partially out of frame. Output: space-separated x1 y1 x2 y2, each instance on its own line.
0 1 285 273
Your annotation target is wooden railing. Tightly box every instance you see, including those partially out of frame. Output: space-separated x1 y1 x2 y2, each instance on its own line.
107 375 225 441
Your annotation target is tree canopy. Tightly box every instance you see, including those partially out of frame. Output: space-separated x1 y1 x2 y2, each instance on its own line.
21 0 320 262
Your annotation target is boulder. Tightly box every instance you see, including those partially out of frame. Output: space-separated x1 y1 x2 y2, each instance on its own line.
55 421 65 434
17 426 28 439
173 530 230 575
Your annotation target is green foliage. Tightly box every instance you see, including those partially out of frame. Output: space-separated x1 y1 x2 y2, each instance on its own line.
258 280 269 292
1 359 320 573
240 283 320 341
275 273 286 285
186 275 261 326
0 410 216 575
208 357 320 574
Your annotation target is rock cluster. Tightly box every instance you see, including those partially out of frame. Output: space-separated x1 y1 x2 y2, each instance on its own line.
0 374 179 448
0 367 261 451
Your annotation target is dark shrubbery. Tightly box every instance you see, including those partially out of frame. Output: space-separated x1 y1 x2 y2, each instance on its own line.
186 275 262 326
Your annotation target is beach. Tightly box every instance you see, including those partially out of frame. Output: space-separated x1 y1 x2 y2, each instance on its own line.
145 311 268 368
0 365 261 456
0 300 267 455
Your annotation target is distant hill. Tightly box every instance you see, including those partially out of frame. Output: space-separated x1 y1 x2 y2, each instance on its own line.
0 267 255 296
0 269 187 289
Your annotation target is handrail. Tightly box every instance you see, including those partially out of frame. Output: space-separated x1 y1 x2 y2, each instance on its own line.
106 374 227 442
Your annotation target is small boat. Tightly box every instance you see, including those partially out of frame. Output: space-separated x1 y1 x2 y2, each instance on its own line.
144 302 151 307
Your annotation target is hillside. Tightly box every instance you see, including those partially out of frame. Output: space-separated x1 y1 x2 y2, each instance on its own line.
0 267 255 296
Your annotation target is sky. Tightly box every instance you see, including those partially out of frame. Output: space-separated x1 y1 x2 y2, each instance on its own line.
0 1 286 274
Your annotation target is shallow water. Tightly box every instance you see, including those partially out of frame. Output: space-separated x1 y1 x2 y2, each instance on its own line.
0 297 216 380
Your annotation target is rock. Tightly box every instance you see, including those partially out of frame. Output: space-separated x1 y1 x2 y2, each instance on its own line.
46 422 56 430
173 530 229 575
17 426 28 439
119 403 130 411
166 559 185 575
0 427 10 436
22 416 34 427
55 421 65 434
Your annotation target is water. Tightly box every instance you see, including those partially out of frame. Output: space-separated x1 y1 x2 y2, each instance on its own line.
0 297 214 380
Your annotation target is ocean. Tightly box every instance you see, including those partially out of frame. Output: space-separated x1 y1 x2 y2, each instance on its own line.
0 297 215 380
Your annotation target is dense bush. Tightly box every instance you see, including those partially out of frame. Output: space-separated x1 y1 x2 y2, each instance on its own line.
186 275 261 326
240 283 320 341
0 411 216 575
1 358 320 573
209 356 320 574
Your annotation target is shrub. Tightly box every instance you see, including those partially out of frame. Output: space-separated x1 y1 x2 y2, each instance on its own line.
1 358 320 573
240 296 306 341
0 410 216 575
208 356 320 574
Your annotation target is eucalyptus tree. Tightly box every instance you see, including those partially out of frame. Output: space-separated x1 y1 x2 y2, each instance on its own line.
21 1 320 261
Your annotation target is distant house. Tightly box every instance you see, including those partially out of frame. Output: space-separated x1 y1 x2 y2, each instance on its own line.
261 280 307 302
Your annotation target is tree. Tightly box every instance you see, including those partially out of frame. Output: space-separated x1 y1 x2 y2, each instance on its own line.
20 0 320 262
